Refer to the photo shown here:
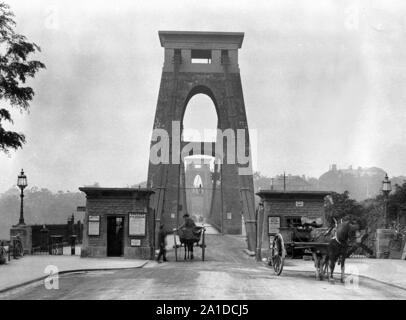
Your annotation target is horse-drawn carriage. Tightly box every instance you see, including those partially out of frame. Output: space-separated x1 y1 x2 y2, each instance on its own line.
269 221 331 278
173 225 206 261
269 217 365 282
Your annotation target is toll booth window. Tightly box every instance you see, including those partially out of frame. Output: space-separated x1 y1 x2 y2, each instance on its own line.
191 49 212 64
286 217 302 228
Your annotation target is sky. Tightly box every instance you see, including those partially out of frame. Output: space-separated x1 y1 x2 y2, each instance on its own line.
1 0 406 193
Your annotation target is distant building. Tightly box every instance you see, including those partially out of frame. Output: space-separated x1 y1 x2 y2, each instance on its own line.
319 164 387 200
254 165 406 202
270 174 315 191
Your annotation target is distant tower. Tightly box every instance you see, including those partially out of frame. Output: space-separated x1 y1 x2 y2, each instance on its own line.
185 159 212 221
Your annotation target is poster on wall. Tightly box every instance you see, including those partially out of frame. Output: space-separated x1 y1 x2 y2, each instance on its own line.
129 212 146 236
88 215 100 236
268 216 280 234
131 239 141 247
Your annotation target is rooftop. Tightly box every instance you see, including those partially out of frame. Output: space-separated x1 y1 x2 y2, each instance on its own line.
79 187 154 198
158 30 244 49
256 190 331 199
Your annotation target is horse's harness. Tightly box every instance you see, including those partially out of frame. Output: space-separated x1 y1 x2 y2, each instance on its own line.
332 235 344 246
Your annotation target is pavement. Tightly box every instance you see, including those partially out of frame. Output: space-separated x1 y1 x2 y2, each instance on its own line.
2 233 406 300
281 257 406 289
0 255 149 292
0 225 218 294
1 227 406 297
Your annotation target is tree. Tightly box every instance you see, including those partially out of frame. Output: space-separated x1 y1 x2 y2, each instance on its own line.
324 191 365 227
388 182 406 225
0 2 45 153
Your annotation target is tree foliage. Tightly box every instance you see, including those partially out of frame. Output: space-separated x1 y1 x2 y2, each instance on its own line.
388 182 406 222
324 191 365 227
0 2 45 153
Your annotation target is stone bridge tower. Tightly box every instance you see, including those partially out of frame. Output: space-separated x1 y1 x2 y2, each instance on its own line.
147 31 256 251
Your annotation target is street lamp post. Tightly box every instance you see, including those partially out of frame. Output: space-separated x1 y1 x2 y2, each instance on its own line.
382 173 391 229
17 169 28 226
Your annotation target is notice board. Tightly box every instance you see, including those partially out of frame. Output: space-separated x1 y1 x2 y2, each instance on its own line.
88 215 100 236
268 216 280 234
129 212 146 236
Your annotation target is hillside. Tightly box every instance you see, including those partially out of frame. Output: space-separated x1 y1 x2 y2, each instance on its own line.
253 166 406 202
0 187 86 239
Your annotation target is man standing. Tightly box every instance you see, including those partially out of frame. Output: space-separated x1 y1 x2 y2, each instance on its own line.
156 224 168 263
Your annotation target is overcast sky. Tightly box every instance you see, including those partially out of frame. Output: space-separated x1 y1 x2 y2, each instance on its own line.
1 0 406 193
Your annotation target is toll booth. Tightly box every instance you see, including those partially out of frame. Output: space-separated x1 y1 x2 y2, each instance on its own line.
79 187 155 259
256 190 331 252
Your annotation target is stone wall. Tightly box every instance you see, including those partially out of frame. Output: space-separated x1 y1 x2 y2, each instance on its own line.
10 226 32 254
264 200 326 227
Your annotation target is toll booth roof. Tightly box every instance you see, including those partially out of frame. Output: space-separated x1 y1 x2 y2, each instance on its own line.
79 187 155 199
158 30 244 49
256 190 331 200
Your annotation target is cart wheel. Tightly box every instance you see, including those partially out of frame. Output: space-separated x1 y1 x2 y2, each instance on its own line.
201 229 206 261
271 233 286 276
173 233 178 262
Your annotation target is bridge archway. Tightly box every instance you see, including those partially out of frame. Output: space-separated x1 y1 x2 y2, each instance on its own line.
147 31 256 252
182 91 218 142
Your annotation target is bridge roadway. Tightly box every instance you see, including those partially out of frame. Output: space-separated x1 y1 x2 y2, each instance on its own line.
1 230 406 300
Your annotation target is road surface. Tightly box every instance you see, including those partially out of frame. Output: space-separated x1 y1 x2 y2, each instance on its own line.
1 233 405 300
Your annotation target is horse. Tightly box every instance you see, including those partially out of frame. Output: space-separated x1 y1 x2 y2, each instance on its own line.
181 238 195 260
309 225 333 281
179 226 203 260
326 219 360 283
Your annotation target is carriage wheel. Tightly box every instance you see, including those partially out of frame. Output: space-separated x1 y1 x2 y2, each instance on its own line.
173 233 178 262
271 233 286 276
201 229 206 261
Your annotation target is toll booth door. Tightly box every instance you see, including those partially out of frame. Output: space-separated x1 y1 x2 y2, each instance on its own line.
107 216 124 257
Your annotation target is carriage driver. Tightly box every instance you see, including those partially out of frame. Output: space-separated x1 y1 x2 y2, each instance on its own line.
179 213 197 231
